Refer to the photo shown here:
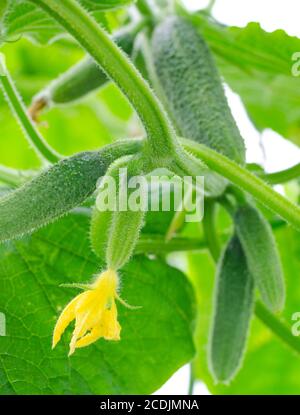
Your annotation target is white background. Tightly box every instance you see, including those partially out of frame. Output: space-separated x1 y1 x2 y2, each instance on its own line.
155 0 300 395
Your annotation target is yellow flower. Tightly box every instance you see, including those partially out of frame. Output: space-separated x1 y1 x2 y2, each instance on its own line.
52 269 121 356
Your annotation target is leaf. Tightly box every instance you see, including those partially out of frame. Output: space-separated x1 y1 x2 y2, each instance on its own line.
191 14 300 146
0 210 196 394
0 149 117 243
0 0 131 45
189 224 300 394
234 205 285 312
79 0 134 11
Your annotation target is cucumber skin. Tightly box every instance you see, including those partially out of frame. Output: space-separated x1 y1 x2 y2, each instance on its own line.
209 236 254 383
50 58 108 104
42 28 136 105
234 205 285 312
90 181 179 260
0 141 140 243
152 16 245 165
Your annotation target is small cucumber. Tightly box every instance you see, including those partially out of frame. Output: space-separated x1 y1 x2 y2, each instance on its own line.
152 16 245 165
209 236 254 383
96 156 146 270
106 206 145 270
234 204 285 312
80 0 134 11
30 23 140 113
0 140 141 243
90 179 182 260
90 208 113 259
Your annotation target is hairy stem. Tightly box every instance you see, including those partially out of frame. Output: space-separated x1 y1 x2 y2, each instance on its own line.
135 234 207 254
29 0 178 164
202 200 220 261
255 301 300 356
183 138 300 230
262 163 300 185
205 201 300 358
0 55 60 164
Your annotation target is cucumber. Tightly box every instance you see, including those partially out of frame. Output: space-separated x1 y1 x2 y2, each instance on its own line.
151 16 245 165
234 204 285 312
30 22 140 114
90 179 182 260
209 236 254 383
0 140 141 243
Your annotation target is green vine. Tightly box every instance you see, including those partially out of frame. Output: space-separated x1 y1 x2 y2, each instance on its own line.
0 54 60 164
262 163 300 185
255 301 300 356
0 166 24 188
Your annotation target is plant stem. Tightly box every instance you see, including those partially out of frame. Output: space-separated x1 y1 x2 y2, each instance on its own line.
183 138 300 230
255 301 300 356
188 365 195 395
136 0 158 21
0 55 60 164
135 234 207 254
29 0 178 164
262 163 300 185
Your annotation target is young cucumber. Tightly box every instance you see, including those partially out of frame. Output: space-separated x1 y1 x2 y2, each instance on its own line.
209 236 254 383
30 23 140 113
152 16 245 165
90 179 180 260
0 141 140 243
234 204 285 312
92 156 146 271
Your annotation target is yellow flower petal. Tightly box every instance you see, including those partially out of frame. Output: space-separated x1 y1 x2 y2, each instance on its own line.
101 301 121 341
52 293 81 349
53 269 122 355
75 326 104 349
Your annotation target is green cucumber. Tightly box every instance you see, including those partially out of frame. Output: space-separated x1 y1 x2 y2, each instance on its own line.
90 208 113 259
0 140 141 243
106 206 145 270
30 22 141 114
234 204 285 312
209 236 254 383
152 16 245 165
96 156 146 270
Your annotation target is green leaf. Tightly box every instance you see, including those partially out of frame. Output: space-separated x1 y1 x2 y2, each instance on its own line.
1 1 62 44
189 224 300 394
191 14 300 146
0 210 196 394
0 0 131 45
